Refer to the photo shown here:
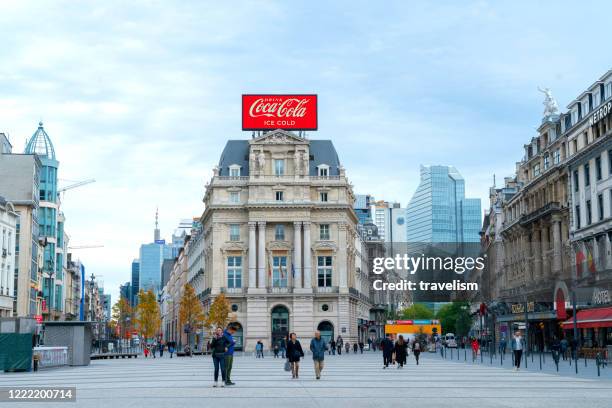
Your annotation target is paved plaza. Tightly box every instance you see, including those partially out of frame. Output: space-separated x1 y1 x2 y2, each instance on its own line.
2 352 612 408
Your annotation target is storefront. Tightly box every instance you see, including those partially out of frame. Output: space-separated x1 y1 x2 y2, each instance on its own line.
562 306 612 348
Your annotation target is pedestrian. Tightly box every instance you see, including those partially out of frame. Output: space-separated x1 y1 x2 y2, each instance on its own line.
310 330 327 380
550 336 561 367
168 341 175 358
570 338 577 360
499 336 507 355
353 342 358 354
330 339 336 355
223 324 237 386
511 330 525 371
256 340 264 358
359 341 364 354
286 332 304 379
394 335 408 368
381 334 394 369
273 343 280 358
151 343 156 358
159 341 164 358
280 338 287 359
560 337 568 360
336 335 343 355
412 338 422 365
211 327 230 387
368 338 372 351
471 337 479 362
143 345 149 358
345 342 350 355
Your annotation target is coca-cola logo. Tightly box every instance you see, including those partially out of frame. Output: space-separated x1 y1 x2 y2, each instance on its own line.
242 94 317 130
248 98 309 118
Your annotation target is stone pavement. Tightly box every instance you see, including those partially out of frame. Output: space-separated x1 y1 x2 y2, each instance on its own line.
1 351 612 408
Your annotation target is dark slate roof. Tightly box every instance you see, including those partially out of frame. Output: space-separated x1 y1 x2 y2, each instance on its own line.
218 139 340 176
218 140 250 176
309 140 340 176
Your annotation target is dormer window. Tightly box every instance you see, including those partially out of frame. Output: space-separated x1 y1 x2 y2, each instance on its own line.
318 164 329 177
229 165 241 177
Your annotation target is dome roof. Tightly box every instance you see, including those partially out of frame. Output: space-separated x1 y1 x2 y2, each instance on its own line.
24 122 56 160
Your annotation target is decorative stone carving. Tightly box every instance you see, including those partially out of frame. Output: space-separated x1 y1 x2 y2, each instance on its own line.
256 151 265 172
538 87 559 117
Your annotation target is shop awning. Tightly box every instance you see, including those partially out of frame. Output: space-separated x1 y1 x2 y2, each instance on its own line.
562 307 612 329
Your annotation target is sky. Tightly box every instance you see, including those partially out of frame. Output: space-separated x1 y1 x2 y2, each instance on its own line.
1 0 612 303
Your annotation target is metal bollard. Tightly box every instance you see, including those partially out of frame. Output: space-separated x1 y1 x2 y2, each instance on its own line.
464 348 466 361
539 352 542 370
451 348 453 360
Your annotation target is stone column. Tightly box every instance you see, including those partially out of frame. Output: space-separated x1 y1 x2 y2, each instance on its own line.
257 221 266 288
532 225 542 281
338 223 348 292
541 225 549 278
248 222 257 290
303 222 312 290
293 221 302 289
552 216 562 274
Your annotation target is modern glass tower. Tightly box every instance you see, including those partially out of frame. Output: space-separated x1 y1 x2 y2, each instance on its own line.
24 122 63 318
406 165 481 243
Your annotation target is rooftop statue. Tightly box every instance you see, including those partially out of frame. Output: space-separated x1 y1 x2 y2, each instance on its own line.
538 87 559 117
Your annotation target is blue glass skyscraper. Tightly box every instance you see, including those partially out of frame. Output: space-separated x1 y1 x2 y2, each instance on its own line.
406 165 481 243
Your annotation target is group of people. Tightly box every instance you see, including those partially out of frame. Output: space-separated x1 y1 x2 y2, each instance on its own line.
143 340 176 359
328 336 365 355
380 334 422 368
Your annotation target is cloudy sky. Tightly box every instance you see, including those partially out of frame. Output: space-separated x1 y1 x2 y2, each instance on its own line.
1 1 611 302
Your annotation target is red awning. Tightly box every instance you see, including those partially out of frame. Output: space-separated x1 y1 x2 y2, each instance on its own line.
562 306 612 329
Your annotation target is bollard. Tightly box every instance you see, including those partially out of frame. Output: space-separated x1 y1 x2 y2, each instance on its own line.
451 348 453 360
501 350 503 366
585 355 587 367
539 352 542 370
464 348 467 361
596 353 601 377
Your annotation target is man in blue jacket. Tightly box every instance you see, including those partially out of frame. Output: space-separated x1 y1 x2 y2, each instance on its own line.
224 324 237 385
310 331 328 380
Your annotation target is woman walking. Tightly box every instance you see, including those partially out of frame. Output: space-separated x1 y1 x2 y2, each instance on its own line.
412 338 422 365
394 335 408 368
211 327 230 387
286 332 304 379
471 337 480 362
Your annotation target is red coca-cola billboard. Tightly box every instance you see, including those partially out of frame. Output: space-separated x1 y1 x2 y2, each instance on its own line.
242 94 318 130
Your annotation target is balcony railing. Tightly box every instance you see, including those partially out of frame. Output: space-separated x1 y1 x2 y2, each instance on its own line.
314 286 338 294
519 202 561 226
268 287 292 294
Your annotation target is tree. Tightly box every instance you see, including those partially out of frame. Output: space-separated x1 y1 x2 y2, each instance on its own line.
135 289 161 342
436 301 472 337
111 296 133 342
206 293 231 332
179 284 206 352
400 303 434 320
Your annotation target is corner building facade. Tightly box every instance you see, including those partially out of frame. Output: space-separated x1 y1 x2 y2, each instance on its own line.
199 130 370 351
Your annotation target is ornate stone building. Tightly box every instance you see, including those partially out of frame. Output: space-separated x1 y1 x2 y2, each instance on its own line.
198 130 371 351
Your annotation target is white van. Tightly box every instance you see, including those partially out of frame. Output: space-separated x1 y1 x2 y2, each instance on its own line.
444 333 457 348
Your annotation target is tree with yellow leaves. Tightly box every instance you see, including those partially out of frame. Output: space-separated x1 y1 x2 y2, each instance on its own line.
135 289 161 342
179 284 206 352
206 293 232 333
111 296 133 340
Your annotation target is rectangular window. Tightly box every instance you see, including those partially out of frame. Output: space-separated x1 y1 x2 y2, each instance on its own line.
574 170 579 192
319 167 328 177
274 159 284 176
275 224 285 241
543 155 550 170
533 163 540 177
317 256 332 287
553 149 561 164
229 224 240 241
319 224 330 240
585 163 590 186
230 167 241 177
275 191 284 201
272 256 288 288
576 205 581 229
596 156 602 181
586 200 592 225
230 191 240 203
320 192 328 202
598 194 604 221
227 256 242 288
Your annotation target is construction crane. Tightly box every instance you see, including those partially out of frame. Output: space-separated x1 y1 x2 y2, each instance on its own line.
57 179 95 195
67 245 104 250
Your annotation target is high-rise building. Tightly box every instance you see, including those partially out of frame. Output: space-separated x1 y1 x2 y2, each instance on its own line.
406 165 481 243
130 259 139 306
24 122 68 320
138 214 172 294
0 131 42 317
369 200 406 243
353 194 374 225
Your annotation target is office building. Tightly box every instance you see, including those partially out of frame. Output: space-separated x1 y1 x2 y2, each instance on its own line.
406 165 482 243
